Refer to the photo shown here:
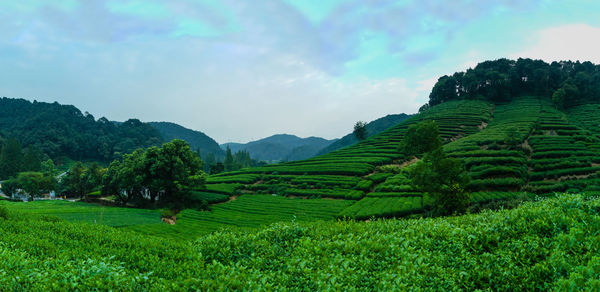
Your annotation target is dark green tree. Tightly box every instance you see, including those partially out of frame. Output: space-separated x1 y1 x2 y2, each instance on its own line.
16 171 54 201
0 138 23 179
209 162 225 175
41 159 57 177
410 149 471 216
203 152 216 172
22 147 42 172
59 162 104 200
224 146 234 172
552 88 566 109
1 178 18 198
399 120 442 157
353 121 368 141
103 139 206 208
504 127 521 148
400 121 470 215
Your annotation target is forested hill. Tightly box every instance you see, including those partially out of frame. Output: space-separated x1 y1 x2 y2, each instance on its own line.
221 134 336 162
0 97 162 161
427 58 600 108
148 122 224 158
317 113 412 155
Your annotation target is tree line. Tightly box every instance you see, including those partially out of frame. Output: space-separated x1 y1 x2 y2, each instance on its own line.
203 146 266 174
1 139 206 210
0 97 163 162
427 58 600 109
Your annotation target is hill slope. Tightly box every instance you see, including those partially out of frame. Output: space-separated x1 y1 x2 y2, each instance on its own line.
204 95 600 221
200 58 600 221
0 97 162 162
221 134 336 162
148 122 224 158
317 113 412 155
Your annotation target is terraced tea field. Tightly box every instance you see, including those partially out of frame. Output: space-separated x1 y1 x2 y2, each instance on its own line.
7 95 600 237
0 200 161 227
124 195 352 240
200 96 600 221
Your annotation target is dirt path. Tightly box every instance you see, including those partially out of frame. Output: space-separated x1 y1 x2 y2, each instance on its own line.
212 195 238 205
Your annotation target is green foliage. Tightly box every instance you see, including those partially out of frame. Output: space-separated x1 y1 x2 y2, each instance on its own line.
286 188 364 200
0 97 163 162
0 205 8 219
399 120 442 157
0 200 161 227
428 58 600 107
0 138 23 179
552 87 566 109
124 195 352 239
15 172 56 201
204 183 242 195
410 149 470 216
354 179 373 191
5 195 597 290
59 162 104 199
103 139 206 208
0 179 18 198
190 191 230 204
353 121 367 141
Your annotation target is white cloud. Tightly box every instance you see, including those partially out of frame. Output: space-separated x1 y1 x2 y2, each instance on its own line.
511 23 600 63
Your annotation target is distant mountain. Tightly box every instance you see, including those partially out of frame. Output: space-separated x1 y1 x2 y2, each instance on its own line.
148 122 224 158
317 114 412 155
221 134 337 162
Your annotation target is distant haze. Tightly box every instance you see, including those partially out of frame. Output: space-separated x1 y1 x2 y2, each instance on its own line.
1 1 600 143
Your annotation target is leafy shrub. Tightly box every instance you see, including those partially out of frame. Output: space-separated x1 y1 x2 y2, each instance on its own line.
0 206 9 220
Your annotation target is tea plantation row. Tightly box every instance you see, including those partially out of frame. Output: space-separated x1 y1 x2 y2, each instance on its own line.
1 194 598 290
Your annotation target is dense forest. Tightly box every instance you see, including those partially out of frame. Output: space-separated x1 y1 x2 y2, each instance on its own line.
427 58 600 108
0 98 162 162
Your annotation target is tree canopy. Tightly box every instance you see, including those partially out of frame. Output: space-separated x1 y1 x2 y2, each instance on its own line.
428 58 600 109
0 97 163 163
401 121 470 216
102 139 206 208
353 121 368 141
399 120 442 157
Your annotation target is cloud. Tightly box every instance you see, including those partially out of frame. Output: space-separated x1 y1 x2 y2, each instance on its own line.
2 0 599 144
511 23 600 63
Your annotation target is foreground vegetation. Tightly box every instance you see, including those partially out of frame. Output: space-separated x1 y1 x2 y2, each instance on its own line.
0 194 598 290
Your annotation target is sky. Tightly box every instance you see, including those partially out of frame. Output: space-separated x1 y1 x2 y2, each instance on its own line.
1 1 600 143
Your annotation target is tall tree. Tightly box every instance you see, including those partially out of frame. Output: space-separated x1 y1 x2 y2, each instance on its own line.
223 146 234 172
60 162 105 200
353 121 368 141
22 147 42 172
410 149 471 216
16 172 54 201
401 120 470 215
0 138 23 179
399 120 442 157
103 139 206 208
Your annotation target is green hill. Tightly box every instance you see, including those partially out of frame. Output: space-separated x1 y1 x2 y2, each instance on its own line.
196 58 600 223
0 97 162 163
148 122 224 158
317 113 412 155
